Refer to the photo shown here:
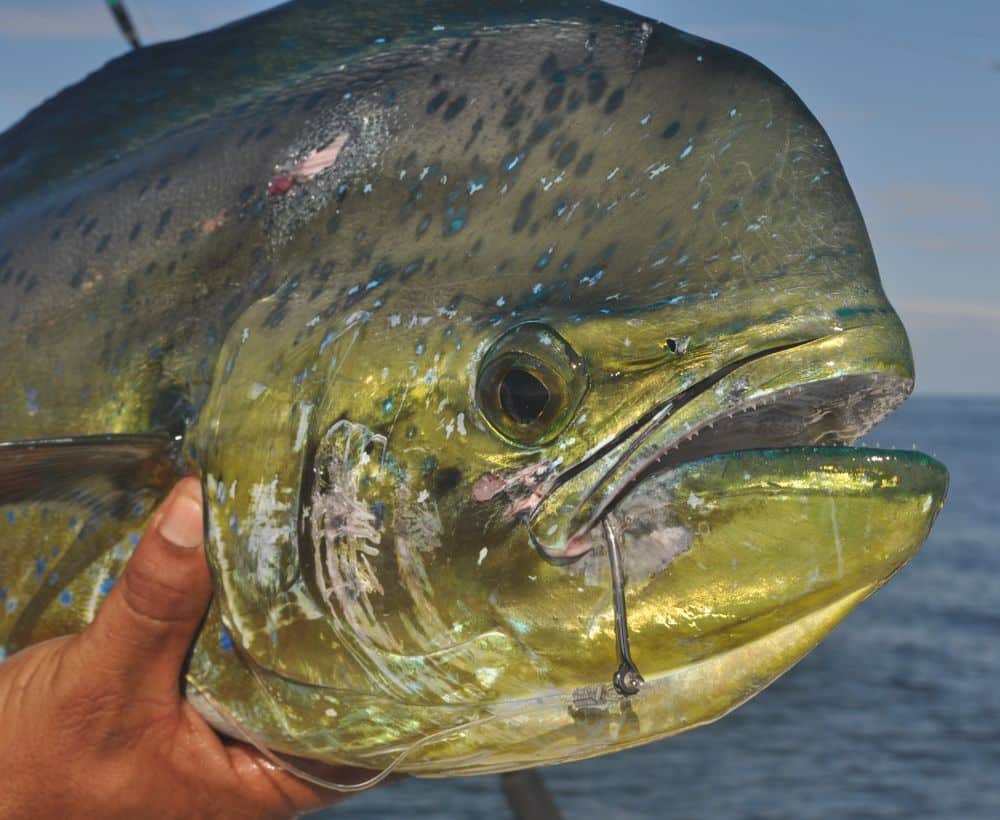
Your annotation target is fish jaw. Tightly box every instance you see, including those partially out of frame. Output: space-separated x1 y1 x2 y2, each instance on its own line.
527 321 915 558
401 446 947 775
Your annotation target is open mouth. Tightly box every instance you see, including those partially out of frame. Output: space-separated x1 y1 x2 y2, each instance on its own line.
527 335 914 562
520 328 921 696
615 370 912 512
531 346 915 695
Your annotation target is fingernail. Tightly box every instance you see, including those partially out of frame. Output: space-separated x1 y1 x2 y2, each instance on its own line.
157 480 204 549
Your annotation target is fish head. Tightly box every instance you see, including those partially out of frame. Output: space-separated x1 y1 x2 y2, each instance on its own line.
188 3 947 774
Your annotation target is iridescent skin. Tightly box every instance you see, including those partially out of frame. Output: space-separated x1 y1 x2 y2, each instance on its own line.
0 0 946 776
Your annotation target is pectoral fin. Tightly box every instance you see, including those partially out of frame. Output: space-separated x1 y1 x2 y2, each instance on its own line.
0 434 180 654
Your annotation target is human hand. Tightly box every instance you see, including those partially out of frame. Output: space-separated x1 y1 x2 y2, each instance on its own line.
0 477 369 820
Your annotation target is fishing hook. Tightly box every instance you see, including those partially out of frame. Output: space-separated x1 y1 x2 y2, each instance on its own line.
603 513 644 696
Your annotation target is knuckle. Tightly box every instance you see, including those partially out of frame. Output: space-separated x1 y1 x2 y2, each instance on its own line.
119 552 202 626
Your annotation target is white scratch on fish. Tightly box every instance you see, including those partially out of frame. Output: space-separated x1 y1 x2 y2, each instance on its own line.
294 402 314 453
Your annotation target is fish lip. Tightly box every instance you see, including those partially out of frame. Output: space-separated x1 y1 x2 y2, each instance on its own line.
540 339 818 500
574 372 908 555
527 332 914 561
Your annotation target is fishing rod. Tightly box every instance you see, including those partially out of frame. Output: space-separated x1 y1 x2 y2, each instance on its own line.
105 0 142 49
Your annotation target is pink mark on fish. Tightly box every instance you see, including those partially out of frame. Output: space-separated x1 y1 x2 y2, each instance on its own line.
564 530 593 557
267 173 297 197
473 462 556 519
268 132 351 197
473 474 506 502
294 132 350 180
509 491 546 517
200 209 227 235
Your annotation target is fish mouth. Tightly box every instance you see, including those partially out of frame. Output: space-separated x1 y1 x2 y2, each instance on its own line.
487 323 949 747
587 369 908 546
527 325 916 560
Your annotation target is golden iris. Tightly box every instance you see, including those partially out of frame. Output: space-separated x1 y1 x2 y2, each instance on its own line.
476 323 588 447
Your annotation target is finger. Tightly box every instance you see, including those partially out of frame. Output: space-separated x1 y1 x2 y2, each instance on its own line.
77 477 211 702
225 743 365 814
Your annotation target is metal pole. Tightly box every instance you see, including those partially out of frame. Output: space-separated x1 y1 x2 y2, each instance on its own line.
501 770 565 820
105 0 142 49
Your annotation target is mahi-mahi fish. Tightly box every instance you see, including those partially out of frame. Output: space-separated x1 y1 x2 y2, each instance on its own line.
0 0 947 781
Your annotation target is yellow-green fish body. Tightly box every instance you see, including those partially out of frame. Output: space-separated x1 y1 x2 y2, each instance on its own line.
0 0 947 777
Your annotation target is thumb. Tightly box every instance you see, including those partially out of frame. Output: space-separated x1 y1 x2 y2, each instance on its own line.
78 476 212 702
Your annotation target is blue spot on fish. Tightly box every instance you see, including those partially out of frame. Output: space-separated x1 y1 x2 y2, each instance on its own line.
59 590 73 607
320 331 337 353
99 577 115 596
679 143 693 160
129 532 141 546
382 398 394 414
507 617 532 635
6 599 16 613
220 626 234 652
0 587 7 601
34 557 47 580
444 204 467 235
6 511 14 524
505 153 524 172
26 386 39 415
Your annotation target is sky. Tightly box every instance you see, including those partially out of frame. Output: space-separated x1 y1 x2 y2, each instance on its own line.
0 0 997 396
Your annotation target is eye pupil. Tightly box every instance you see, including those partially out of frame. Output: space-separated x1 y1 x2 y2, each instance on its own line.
499 368 550 424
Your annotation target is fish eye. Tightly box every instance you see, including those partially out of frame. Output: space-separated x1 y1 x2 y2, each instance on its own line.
499 367 550 423
476 323 588 447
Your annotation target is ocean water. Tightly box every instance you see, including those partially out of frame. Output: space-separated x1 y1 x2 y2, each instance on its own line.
315 397 999 819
